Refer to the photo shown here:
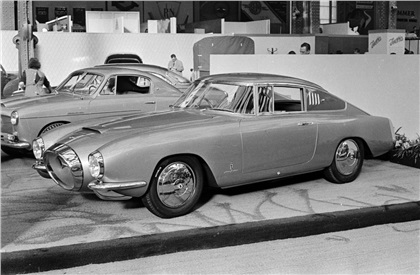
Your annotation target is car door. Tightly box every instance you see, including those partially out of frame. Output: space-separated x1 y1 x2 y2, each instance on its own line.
240 85 318 174
152 79 184 110
87 74 159 119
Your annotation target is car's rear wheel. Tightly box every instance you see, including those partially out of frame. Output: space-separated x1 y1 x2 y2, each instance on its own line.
40 122 66 135
323 138 364 183
142 156 204 218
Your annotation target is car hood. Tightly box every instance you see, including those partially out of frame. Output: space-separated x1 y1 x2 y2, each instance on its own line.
83 110 214 135
1 92 85 109
55 110 220 151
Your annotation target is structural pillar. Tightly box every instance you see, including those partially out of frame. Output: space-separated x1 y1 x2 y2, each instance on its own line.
16 0 34 75
388 1 398 29
310 1 320 34
291 1 320 34
375 1 388 29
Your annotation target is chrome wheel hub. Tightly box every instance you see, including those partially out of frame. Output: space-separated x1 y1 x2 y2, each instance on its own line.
335 139 360 175
157 162 196 208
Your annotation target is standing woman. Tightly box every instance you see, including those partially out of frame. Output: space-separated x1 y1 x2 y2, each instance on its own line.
19 57 53 97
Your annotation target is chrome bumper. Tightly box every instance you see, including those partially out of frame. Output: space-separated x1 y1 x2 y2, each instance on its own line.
1 132 31 149
33 160 47 172
88 180 147 191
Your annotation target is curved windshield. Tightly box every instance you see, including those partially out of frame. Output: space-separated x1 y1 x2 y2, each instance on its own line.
173 82 255 114
56 72 104 95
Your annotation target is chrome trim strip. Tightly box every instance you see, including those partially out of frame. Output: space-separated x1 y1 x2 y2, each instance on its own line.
87 180 147 191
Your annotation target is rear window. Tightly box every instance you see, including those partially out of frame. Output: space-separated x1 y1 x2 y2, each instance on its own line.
104 54 143 64
307 89 346 111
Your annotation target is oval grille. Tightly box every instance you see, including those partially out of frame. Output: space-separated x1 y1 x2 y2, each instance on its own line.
45 144 83 191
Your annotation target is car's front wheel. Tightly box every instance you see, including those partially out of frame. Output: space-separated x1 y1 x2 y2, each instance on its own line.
323 138 364 183
142 156 204 218
37 169 50 178
40 122 66 135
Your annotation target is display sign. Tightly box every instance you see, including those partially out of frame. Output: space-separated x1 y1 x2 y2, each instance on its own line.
156 1 181 19
368 29 405 54
55 7 67 18
356 1 374 10
36 7 49 23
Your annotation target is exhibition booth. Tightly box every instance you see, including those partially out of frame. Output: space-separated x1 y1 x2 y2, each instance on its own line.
1 17 419 139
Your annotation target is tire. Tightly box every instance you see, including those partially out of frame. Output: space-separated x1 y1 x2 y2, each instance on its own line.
37 170 51 179
323 138 364 184
1 146 31 157
142 156 204 218
40 122 65 135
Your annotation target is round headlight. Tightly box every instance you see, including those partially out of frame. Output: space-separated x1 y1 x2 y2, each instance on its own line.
88 151 104 179
32 137 45 159
11 111 19 125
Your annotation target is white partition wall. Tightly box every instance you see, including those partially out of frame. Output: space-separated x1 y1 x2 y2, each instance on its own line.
321 22 359 35
247 35 315 54
224 20 270 35
0 31 214 86
210 54 420 139
86 11 140 33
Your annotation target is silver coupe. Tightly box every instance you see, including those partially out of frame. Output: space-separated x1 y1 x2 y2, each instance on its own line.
36 73 394 218
1 64 186 156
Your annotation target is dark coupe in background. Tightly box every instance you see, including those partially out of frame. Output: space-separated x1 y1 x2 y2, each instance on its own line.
35 73 394 218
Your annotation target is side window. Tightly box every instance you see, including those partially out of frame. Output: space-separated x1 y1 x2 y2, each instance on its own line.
273 86 303 112
231 85 254 114
257 86 273 114
100 76 116 95
57 73 103 95
307 89 346 111
114 75 151 95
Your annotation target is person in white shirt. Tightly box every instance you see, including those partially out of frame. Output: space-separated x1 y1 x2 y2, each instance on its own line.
168 54 184 75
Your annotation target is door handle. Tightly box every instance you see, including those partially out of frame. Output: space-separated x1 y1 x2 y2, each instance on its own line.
145 101 156 104
298 122 314 126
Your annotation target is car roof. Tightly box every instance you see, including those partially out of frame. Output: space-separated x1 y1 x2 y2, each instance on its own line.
197 73 325 90
96 63 167 71
96 63 191 82
63 66 183 93
72 66 169 78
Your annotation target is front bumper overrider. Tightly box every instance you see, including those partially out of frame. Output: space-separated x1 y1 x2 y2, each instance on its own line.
33 159 47 172
88 180 148 198
1 132 31 149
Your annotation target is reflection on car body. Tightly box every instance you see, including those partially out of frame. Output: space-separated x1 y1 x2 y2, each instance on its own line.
1 65 183 156
36 73 394 218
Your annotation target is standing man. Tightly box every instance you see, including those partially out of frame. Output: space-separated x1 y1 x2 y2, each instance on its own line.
299 42 311 54
168 54 184 75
